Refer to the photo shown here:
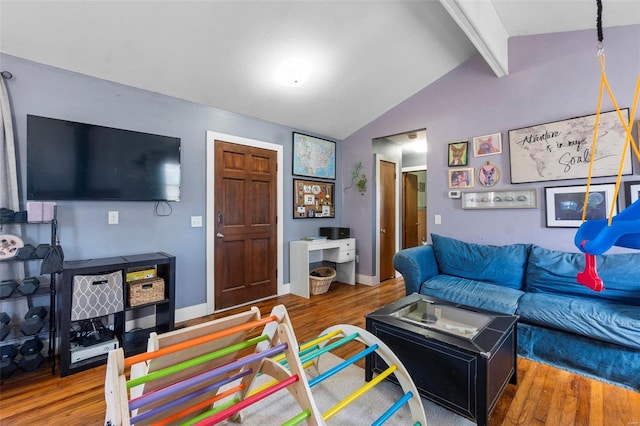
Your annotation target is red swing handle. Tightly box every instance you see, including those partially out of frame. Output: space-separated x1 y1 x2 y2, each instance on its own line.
576 240 604 292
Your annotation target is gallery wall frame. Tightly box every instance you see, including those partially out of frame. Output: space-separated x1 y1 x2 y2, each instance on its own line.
545 184 617 228
292 132 336 179
293 178 335 219
477 162 499 187
472 133 502 157
447 141 468 166
509 109 632 184
448 167 474 189
462 188 537 210
624 180 640 207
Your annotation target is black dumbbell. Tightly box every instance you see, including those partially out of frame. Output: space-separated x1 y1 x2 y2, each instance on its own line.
18 336 45 372
17 277 40 296
0 344 19 379
0 312 11 341
20 337 44 356
20 306 47 336
18 352 44 372
0 279 17 298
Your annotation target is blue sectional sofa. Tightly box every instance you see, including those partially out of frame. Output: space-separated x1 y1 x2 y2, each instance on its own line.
393 234 640 391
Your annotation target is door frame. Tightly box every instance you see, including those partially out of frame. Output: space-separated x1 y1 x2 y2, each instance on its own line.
402 166 427 248
374 153 400 284
206 131 284 314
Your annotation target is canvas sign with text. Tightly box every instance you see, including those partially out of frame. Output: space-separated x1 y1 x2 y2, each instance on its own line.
508 109 632 183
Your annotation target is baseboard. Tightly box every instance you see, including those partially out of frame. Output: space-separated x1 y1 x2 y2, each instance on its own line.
175 302 208 324
357 274 378 286
175 283 292 323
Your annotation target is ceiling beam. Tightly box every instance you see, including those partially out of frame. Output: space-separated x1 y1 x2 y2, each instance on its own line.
439 0 509 77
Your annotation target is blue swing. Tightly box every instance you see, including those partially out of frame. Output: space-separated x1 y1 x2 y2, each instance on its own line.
574 198 640 292
575 198 640 256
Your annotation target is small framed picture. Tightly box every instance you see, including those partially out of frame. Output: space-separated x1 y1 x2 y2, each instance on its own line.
447 141 468 167
473 132 502 157
624 180 640 207
545 184 617 228
448 167 474 189
477 162 499 187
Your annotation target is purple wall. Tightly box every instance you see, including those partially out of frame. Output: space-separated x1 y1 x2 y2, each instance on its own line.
343 25 640 278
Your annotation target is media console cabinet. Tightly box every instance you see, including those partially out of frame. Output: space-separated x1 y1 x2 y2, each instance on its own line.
58 252 175 376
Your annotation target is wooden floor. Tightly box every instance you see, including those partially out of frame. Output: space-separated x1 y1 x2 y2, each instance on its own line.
0 278 638 425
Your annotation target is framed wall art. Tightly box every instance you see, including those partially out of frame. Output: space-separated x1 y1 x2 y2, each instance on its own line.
448 167 474 189
545 184 617 228
462 188 537 209
292 132 336 179
624 180 640 207
447 141 468 166
472 133 502 157
509 109 632 184
293 179 335 219
477 162 499 187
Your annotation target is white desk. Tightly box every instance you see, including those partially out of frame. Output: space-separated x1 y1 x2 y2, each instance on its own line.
290 238 356 298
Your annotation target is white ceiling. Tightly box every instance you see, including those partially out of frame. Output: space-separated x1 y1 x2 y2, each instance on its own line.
1 0 638 140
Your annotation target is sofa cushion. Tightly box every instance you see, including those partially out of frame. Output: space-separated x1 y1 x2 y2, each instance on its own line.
419 275 525 314
517 292 640 350
430 234 529 290
525 245 640 304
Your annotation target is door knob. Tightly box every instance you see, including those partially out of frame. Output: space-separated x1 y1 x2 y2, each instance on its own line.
216 232 224 238
380 228 386 233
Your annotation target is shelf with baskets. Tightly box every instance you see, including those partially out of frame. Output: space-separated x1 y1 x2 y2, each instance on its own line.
59 252 175 377
0 207 60 380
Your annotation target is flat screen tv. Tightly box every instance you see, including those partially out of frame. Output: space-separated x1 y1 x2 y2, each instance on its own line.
27 115 181 201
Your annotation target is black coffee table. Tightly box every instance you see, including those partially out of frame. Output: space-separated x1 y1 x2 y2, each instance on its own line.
365 293 518 426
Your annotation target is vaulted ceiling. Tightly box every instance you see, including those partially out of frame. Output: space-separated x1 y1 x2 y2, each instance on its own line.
1 0 638 140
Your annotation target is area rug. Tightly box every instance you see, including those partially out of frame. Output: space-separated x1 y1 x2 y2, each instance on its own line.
219 352 474 425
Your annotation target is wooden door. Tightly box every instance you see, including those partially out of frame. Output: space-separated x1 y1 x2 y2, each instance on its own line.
214 140 277 310
379 160 396 281
403 173 419 249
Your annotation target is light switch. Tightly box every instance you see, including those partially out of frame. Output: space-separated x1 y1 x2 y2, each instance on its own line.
434 214 442 225
108 211 119 225
191 216 203 227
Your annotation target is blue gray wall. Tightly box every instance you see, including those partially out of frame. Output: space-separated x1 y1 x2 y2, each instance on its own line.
1 54 343 310
343 25 640 277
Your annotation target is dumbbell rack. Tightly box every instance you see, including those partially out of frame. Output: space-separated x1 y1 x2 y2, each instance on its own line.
0 207 58 379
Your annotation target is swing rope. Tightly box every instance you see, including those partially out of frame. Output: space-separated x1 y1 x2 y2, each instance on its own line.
574 0 640 291
581 0 640 227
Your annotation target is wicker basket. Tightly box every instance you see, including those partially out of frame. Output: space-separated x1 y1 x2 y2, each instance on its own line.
128 277 165 307
309 267 336 295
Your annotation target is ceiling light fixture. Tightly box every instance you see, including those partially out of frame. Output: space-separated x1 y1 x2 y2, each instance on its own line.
275 58 311 87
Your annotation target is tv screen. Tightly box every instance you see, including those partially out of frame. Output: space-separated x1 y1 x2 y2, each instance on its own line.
27 115 181 201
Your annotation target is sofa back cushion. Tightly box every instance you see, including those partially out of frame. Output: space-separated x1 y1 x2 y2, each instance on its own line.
430 234 529 290
525 245 640 304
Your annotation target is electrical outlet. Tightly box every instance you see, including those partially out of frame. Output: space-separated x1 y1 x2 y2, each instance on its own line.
108 211 119 225
191 216 203 227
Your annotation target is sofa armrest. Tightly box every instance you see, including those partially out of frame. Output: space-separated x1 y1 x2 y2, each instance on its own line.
393 245 440 295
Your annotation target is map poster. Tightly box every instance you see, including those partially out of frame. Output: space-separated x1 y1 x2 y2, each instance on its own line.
292 132 336 179
508 109 632 184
